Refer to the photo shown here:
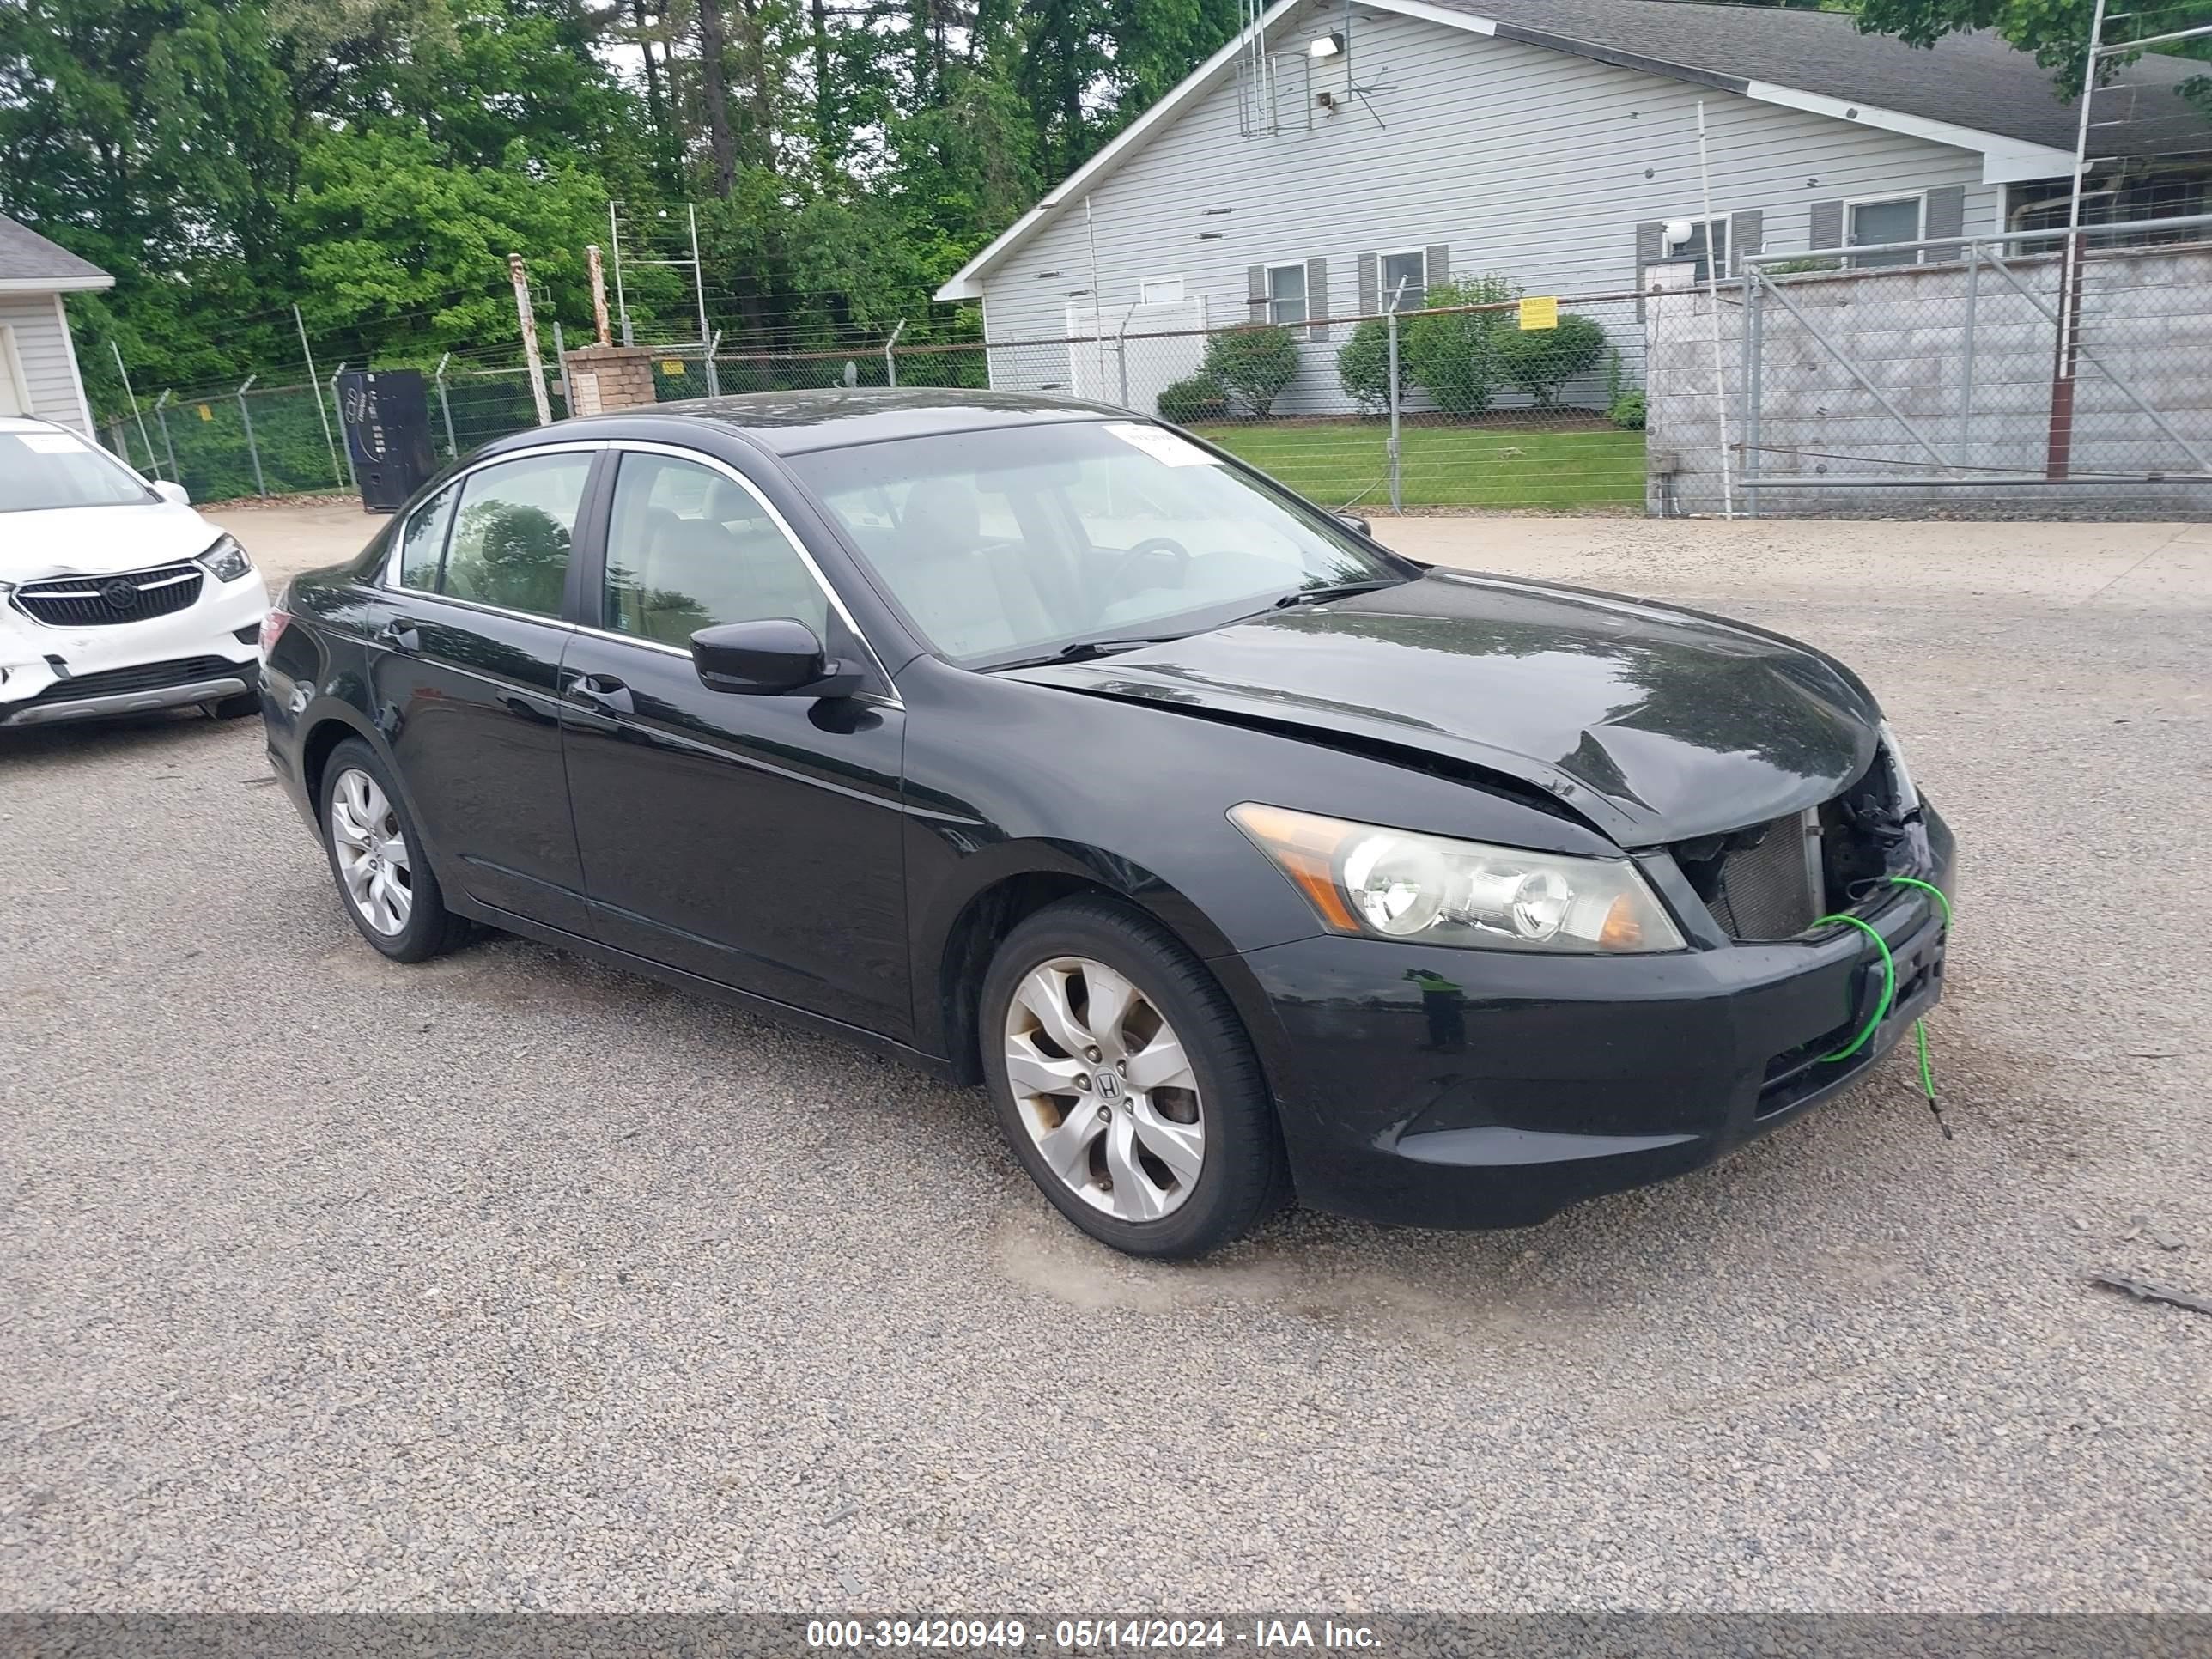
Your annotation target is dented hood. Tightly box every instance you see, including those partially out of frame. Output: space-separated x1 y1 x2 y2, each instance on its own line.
0 503 222 583
1004 569 1882 846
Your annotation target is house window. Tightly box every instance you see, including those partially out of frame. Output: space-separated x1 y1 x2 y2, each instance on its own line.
2006 174 2207 252
1668 217 1729 284
1848 196 1924 266
1267 263 1307 326
1380 249 1425 310
1139 276 1185 305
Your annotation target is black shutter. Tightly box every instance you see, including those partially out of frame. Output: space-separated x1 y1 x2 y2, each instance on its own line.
1635 220 1663 318
1809 200 1844 257
1358 252 1379 318
1925 185 1966 252
1247 264 1267 321
1305 256 1329 340
1729 210 1764 275
1424 245 1450 295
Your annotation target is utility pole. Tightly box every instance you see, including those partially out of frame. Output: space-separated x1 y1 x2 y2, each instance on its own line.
509 252 554 427
2047 0 2107 479
607 201 634 344
587 245 613 346
295 303 342 485
689 203 712 355
109 341 156 473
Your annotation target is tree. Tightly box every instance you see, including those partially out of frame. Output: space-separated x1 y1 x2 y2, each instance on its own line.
1401 275 1519 418
1201 325 1301 417
1850 0 2210 103
1335 317 1411 416
1495 313 1607 408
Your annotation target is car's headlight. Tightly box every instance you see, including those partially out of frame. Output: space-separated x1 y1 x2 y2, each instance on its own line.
1877 720 1919 813
197 534 253 583
1231 803 1686 953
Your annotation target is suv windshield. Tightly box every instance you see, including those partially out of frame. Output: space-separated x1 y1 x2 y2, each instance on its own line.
0 428 159 513
788 420 1407 666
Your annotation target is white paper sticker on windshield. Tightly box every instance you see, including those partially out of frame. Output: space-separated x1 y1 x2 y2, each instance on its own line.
1103 422 1221 467
15 432 90 453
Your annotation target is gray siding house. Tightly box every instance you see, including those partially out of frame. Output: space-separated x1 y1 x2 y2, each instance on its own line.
938 0 2203 413
0 214 112 436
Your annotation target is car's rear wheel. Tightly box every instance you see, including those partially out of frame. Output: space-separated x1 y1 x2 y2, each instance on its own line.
320 738 469 962
980 896 1286 1259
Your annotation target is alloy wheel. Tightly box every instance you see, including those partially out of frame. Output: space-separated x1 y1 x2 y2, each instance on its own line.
1003 956 1206 1222
329 767 415 937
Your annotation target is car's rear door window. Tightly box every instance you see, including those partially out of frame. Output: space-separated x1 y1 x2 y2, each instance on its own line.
394 484 459 590
602 451 829 647
440 453 592 618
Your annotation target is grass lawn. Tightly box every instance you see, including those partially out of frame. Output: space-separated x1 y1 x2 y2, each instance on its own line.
1188 418 1645 512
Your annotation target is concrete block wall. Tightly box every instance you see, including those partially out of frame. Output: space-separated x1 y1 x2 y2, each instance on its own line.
1646 243 2212 520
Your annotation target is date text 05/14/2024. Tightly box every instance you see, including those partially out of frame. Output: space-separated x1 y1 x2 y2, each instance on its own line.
804 1620 1382 1650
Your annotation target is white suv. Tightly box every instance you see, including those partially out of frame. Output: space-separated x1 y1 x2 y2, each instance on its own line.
0 417 270 728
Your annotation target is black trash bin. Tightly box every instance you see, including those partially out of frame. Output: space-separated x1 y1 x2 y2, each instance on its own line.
338 369 437 514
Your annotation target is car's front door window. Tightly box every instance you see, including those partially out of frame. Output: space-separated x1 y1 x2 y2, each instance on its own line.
441 453 592 618
603 451 830 647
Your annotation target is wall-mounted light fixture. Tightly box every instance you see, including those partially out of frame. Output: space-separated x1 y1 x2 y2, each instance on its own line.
1309 31 1344 57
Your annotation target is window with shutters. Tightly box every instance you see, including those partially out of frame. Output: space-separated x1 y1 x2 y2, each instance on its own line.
1379 249 1425 311
1668 217 1729 284
1266 264 1307 326
1846 195 1924 266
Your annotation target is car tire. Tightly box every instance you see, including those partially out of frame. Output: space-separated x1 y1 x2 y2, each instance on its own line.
319 738 471 963
980 896 1288 1259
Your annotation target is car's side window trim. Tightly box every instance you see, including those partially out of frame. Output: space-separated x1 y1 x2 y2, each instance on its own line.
594 439 901 704
379 440 610 604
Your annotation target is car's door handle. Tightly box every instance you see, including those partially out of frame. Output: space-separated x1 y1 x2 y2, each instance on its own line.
568 673 634 717
377 618 421 652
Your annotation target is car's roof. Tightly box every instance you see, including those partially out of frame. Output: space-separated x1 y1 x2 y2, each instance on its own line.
627 388 1128 455
0 415 65 434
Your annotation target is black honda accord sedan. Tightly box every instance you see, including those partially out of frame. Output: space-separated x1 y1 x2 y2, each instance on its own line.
260 389 1954 1258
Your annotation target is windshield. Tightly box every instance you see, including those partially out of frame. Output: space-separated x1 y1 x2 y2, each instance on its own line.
787 420 1407 666
0 428 158 513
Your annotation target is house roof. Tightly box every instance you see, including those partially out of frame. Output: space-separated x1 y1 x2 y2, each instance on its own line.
1425 0 2203 161
0 215 113 293
936 0 2205 301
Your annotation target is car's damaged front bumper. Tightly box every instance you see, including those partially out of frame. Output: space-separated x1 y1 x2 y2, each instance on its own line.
1219 804 1957 1231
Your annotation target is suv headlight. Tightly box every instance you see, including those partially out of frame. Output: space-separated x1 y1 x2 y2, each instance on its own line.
1231 803 1686 953
197 534 253 583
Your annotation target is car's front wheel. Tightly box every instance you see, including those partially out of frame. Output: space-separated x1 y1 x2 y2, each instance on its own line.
980 896 1286 1259
319 738 470 962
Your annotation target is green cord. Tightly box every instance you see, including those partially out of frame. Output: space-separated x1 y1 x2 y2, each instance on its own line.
1815 873 1953 1138
1813 913 1899 1061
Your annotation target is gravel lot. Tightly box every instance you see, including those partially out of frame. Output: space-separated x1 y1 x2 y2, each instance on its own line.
4 507 2209 1613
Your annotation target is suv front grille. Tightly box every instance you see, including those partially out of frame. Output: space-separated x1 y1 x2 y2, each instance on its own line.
20 655 244 707
13 562 204 628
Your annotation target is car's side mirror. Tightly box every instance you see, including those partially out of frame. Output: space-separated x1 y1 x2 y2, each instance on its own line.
690 618 862 697
152 479 191 507
1333 511 1371 538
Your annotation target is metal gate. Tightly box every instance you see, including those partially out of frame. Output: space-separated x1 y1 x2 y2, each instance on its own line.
1734 214 2212 519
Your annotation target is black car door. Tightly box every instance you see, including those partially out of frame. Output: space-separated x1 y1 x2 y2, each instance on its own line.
359 445 603 933
557 442 910 1039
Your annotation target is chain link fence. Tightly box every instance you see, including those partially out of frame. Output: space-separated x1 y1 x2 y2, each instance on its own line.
1647 215 2212 520
94 262 1653 515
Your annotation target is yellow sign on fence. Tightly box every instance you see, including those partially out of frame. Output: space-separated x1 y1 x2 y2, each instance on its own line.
660 359 684 376
1518 295 1559 331
197 404 213 421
